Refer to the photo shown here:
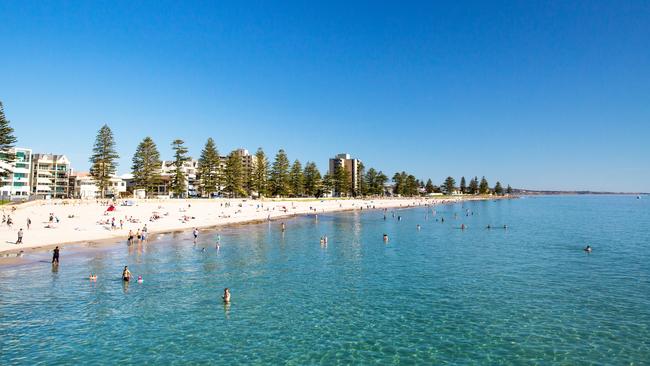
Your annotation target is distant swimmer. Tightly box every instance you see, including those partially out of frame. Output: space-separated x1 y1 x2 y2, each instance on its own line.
461 224 466 230
223 288 231 303
383 234 389 242
281 223 286 232
417 225 421 231
122 266 131 282
486 225 491 229
89 273 97 281
584 245 592 253
324 235 328 244
137 275 143 283
193 228 199 241
503 225 508 229
441 217 445 223
398 216 402 221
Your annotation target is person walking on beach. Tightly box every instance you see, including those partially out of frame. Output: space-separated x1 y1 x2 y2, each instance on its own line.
193 228 199 241
52 246 60 264
27 218 31 230
16 228 23 244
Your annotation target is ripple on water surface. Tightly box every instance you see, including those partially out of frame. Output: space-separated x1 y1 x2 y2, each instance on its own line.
1 196 650 364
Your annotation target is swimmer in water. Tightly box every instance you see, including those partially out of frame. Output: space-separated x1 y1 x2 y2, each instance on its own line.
89 273 97 281
137 275 143 283
383 234 389 242
223 288 231 303
324 235 328 244
503 225 508 229
122 266 131 282
486 225 491 229
281 223 286 232
417 225 421 231
584 245 592 253
461 224 466 230
441 217 445 223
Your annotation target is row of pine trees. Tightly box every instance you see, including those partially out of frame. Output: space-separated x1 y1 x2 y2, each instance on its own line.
0 105 513 199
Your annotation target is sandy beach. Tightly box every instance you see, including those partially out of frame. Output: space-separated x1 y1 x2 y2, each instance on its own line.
0 196 493 258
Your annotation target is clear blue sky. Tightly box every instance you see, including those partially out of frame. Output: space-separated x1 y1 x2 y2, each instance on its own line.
1 1 648 192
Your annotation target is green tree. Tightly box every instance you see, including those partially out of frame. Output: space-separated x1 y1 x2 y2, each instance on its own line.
364 168 378 195
375 171 388 196
405 174 419 196
289 160 304 197
479 176 490 195
170 139 189 197
321 173 334 197
334 165 351 197
468 176 479 194
223 150 245 197
443 176 456 195
198 137 220 197
270 149 290 197
89 124 119 198
252 148 269 198
0 102 17 178
494 181 504 195
131 137 162 196
392 172 406 196
425 178 435 194
506 184 513 194
460 176 467 194
303 162 322 197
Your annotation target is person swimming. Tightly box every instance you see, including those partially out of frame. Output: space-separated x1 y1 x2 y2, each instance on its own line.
584 245 592 253
223 288 231 303
383 234 389 242
461 223 466 230
122 266 131 282
417 224 421 231
89 273 97 281
486 224 491 229
137 275 143 283
281 223 286 232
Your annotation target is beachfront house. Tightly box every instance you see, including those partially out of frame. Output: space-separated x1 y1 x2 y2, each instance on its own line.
69 172 127 199
0 147 32 200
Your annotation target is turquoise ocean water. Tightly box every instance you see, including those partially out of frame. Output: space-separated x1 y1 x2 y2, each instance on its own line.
1 195 649 364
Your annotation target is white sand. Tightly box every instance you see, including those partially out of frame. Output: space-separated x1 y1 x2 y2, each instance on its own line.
0 196 484 255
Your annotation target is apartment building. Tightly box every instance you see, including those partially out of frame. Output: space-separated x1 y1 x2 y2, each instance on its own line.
160 159 199 197
69 172 127 199
328 153 362 196
30 153 71 198
0 147 32 199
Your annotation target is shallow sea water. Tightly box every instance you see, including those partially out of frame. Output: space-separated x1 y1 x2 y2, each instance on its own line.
1 196 649 364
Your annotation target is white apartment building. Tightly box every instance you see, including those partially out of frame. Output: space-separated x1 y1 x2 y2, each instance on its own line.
161 159 199 197
31 154 71 198
0 147 32 199
69 172 127 199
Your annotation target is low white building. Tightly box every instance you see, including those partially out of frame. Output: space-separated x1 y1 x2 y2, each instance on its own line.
69 172 127 199
0 147 32 200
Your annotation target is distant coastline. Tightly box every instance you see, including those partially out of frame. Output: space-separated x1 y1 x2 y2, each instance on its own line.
513 189 648 196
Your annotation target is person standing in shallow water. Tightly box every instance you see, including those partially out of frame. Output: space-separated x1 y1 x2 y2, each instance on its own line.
52 246 60 264
223 288 231 303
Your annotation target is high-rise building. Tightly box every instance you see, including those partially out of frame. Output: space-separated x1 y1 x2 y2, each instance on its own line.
0 147 32 199
328 153 362 196
30 153 71 198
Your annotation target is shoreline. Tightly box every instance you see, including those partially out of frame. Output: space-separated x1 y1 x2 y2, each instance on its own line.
0 196 508 265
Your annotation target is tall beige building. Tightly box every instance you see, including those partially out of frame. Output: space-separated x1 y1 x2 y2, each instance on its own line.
328 153 362 196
